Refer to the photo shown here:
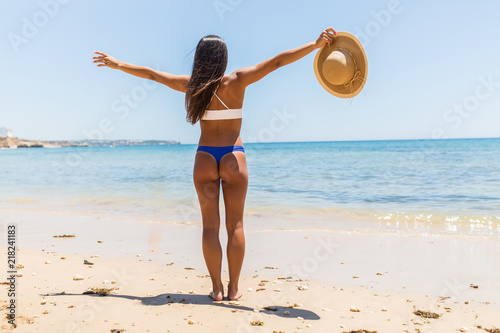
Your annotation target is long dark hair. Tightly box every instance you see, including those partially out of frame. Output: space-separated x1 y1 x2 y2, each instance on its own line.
185 35 228 124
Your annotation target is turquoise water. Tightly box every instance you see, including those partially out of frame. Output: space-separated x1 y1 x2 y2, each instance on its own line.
1 139 499 236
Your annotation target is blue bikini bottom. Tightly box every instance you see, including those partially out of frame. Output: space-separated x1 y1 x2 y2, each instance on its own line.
196 145 245 167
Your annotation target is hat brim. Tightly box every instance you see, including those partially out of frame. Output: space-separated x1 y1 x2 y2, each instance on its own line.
314 32 368 98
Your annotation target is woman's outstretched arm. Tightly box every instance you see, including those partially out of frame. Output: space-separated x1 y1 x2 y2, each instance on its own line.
92 51 189 92
233 27 336 88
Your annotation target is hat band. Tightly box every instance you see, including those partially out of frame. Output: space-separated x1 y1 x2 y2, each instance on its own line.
344 70 364 94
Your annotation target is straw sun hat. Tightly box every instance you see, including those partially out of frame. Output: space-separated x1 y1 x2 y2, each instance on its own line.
314 32 368 98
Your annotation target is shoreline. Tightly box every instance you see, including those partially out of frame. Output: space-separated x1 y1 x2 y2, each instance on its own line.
2 205 499 241
1 209 500 331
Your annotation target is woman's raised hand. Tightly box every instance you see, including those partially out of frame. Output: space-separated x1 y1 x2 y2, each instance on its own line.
314 28 337 49
92 51 120 69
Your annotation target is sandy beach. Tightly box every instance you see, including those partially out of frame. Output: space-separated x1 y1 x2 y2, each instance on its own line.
1 209 499 332
3 0 500 330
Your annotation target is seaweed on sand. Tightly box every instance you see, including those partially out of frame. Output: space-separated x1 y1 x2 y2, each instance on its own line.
82 287 114 296
413 309 440 319
53 234 76 238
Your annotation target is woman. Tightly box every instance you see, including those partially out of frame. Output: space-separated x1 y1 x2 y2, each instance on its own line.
92 27 336 301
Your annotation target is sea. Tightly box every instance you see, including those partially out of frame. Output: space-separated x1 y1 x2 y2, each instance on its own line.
1 138 499 238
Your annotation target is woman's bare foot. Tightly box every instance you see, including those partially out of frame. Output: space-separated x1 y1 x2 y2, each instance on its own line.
209 290 223 301
227 282 242 301
209 283 224 301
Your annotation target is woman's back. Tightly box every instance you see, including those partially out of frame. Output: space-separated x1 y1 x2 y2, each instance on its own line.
198 74 245 147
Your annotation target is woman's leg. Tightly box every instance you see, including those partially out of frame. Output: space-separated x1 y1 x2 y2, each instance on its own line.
219 152 248 301
193 152 224 301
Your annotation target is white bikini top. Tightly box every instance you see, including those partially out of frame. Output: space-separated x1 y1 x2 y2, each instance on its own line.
200 92 242 121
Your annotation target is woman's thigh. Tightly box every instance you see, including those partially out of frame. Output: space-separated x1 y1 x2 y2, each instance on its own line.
219 152 248 229
193 152 221 228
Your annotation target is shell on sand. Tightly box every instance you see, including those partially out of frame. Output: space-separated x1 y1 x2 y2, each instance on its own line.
73 274 84 281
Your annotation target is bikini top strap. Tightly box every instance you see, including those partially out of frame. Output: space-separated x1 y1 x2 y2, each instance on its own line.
213 92 229 110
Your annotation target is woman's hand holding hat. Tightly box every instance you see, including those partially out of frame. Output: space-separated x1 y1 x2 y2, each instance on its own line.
314 28 337 49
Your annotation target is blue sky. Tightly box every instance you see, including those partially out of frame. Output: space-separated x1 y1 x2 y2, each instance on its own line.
1 0 499 144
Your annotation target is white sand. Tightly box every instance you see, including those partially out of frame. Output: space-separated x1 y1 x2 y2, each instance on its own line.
1 209 499 332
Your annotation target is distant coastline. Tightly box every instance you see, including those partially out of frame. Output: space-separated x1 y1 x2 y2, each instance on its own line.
0 137 180 149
